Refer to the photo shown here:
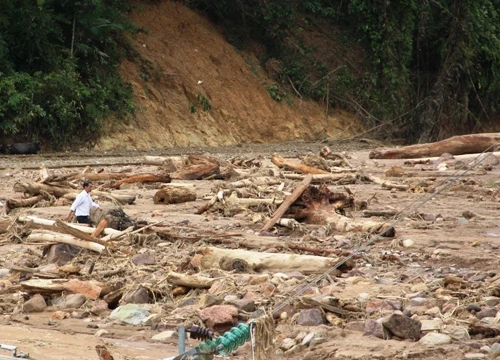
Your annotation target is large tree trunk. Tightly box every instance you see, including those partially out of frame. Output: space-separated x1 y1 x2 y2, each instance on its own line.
72 173 130 181
14 181 73 198
153 186 196 204
54 219 111 247
304 209 395 237
5 195 44 210
171 163 219 180
199 247 344 275
18 215 121 236
26 230 105 252
14 181 135 205
369 133 500 159
110 173 171 189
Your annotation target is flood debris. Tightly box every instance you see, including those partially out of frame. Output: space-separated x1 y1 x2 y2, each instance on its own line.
1 144 500 359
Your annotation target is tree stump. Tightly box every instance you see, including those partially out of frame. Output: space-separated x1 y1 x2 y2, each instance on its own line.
90 207 135 230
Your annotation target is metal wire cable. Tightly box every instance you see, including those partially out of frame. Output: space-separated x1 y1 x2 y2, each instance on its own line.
269 144 500 317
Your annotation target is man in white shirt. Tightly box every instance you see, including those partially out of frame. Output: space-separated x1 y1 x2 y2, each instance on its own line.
65 181 101 224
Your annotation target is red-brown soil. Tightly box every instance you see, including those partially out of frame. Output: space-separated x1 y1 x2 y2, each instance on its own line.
97 1 361 151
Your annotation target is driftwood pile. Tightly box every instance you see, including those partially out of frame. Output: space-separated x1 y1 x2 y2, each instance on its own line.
1 133 500 359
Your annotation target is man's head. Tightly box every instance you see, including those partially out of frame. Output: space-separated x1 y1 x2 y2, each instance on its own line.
82 181 93 192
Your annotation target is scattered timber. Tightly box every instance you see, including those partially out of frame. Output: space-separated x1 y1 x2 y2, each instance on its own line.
110 173 171 189
17 215 121 236
261 174 312 232
199 247 343 275
369 133 500 159
26 230 105 253
13 182 135 205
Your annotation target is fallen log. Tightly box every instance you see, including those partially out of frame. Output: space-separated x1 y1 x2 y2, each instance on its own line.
18 215 121 236
5 195 44 210
27 230 105 252
14 181 72 198
73 173 130 181
153 186 197 204
171 163 220 180
199 247 343 275
166 271 217 289
55 219 111 247
261 174 312 232
144 155 185 169
89 191 136 205
225 192 283 208
408 150 500 163
14 182 135 205
110 173 171 189
272 155 330 174
228 177 282 189
43 172 129 183
369 133 500 159
307 211 395 237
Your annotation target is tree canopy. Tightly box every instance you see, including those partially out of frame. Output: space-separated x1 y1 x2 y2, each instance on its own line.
0 0 134 149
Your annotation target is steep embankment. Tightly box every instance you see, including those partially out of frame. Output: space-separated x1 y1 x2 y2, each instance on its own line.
97 1 360 150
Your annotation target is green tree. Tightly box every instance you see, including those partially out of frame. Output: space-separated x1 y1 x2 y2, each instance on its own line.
0 0 133 149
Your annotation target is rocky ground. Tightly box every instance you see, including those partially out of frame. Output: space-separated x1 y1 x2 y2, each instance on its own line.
1 140 500 360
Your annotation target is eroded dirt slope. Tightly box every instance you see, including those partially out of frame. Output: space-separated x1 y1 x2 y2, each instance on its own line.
97 1 360 150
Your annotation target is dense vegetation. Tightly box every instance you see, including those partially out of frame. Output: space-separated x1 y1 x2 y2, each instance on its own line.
0 0 134 149
1 0 499 147
185 0 500 142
